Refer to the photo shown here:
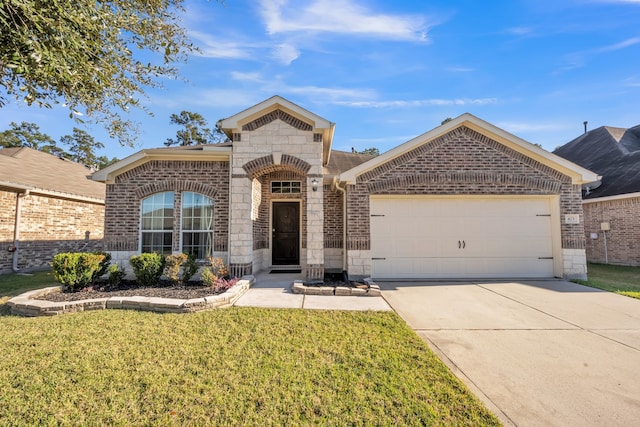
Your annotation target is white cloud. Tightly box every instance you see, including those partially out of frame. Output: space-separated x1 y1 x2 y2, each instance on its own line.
230 71 264 82
595 37 640 53
506 26 534 36
189 30 255 59
258 0 429 41
283 85 376 102
335 98 498 108
496 121 572 133
272 43 301 65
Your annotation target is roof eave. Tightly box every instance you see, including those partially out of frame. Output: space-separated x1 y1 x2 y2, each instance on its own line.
91 146 232 184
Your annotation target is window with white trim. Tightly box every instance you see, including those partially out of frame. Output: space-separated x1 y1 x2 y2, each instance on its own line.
181 192 214 259
141 192 174 255
271 181 301 194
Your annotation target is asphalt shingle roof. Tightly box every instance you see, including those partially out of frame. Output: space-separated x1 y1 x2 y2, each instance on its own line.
553 125 640 198
0 147 105 201
324 150 375 176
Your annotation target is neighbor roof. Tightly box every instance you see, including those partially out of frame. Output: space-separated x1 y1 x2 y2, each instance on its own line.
0 147 105 202
553 125 640 198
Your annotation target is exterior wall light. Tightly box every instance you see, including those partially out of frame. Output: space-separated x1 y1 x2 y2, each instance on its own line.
311 178 318 192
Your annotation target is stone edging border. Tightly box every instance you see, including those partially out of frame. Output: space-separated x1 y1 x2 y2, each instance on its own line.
291 278 382 297
8 276 255 317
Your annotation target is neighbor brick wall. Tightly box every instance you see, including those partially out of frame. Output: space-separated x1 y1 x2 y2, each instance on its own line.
346 126 582 251
103 160 229 254
583 196 640 266
0 190 104 273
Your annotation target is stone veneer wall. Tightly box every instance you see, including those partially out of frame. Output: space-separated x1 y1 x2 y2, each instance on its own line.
345 126 586 278
103 160 229 259
0 190 104 273
583 195 640 266
230 116 325 278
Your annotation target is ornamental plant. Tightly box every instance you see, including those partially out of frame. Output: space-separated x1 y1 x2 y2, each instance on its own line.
51 252 106 292
164 253 198 284
129 253 165 287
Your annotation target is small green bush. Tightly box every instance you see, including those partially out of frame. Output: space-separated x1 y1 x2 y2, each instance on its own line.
51 252 106 292
182 253 198 283
108 264 126 287
164 253 198 284
93 251 112 278
129 253 165 287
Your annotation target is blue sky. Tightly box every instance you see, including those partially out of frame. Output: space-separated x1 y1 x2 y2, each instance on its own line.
2 0 640 160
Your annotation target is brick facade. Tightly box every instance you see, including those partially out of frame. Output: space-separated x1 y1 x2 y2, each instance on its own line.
103 160 229 255
583 196 640 266
345 126 586 278
0 190 104 273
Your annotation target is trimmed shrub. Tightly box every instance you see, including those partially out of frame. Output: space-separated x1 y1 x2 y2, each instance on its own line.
93 251 112 278
164 253 188 284
201 257 236 292
108 264 126 287
164 253 198 284
182 253 198 283
51 252 106 292
129 253 165 287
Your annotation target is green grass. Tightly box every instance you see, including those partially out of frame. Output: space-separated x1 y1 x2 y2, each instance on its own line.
575 263 640 300
0 308 499 426
0 271 58 313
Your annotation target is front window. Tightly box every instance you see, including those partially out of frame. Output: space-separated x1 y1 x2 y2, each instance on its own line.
271 181 301 194
181 192 214 259
141 192 174 255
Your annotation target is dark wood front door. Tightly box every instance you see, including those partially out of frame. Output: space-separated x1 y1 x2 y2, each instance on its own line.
272 202 300 265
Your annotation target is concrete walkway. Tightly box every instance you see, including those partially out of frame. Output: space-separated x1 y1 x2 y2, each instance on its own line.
379 279 640 427
234 272 392 311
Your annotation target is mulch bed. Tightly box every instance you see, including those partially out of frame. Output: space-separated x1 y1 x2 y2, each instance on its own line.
35 280 222 302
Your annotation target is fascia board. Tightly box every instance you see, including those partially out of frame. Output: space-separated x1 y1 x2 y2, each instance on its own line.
582 191 640 204
340 113 600 185
91 148 231 184
219 95 332 130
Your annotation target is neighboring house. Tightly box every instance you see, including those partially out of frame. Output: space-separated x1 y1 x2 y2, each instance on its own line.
554 125 640 266
93 96 598 280
0 147 105 274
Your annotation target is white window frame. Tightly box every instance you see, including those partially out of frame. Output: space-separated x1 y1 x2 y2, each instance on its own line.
140 192 174 255
271 180 301 194
180 192 214 260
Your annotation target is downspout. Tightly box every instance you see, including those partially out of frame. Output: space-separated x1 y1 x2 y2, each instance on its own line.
334 178 347 272
12 190 30 272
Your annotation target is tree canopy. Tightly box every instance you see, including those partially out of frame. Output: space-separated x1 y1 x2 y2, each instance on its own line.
0 121 117 169
0 0 204 146
164 111 229 146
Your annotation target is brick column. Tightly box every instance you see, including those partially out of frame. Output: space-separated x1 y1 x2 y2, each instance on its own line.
229 176 253 276
306 176 324 280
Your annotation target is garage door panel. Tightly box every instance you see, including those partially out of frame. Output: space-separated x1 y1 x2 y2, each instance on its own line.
370 197 556 279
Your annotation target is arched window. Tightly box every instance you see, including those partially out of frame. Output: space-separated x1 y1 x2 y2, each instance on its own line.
181 192 214 259
140 192 174 254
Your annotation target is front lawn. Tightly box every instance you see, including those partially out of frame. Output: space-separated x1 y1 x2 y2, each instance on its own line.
0 271 58 314
577 263 640 299
0 307 499 425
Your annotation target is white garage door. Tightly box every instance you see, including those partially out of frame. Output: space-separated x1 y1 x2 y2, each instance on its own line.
370 197 555 279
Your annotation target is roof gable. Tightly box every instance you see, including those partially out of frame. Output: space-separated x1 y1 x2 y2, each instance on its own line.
340 113 599 185
219 95 335 165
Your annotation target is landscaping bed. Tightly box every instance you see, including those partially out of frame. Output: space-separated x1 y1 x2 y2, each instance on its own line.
34 280 232 302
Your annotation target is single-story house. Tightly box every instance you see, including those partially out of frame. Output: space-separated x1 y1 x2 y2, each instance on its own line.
554 125 640 266
0 147 105 274
93 96 598 280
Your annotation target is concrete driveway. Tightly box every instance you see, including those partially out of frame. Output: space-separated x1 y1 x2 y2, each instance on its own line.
379 279 640 426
